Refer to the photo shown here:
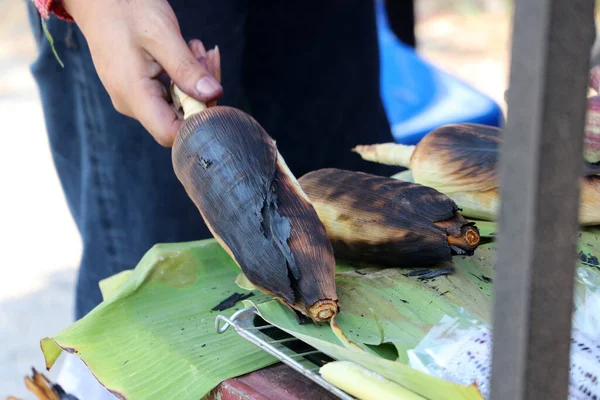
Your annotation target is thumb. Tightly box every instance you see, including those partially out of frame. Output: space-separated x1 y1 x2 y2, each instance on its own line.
146 32 222 103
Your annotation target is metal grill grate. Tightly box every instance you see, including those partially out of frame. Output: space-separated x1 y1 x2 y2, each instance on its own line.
215 306 355 400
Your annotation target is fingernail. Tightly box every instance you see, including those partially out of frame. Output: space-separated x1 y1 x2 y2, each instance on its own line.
214 45 219 54
196 76 221 96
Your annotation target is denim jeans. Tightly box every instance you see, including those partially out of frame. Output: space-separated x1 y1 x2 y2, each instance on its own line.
25 0 402 320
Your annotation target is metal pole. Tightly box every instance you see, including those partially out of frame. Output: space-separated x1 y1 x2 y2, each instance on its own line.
489 0 595 399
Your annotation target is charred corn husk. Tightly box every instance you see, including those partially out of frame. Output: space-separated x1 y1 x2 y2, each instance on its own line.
354 123 500 221
354 123 600 225
298 169 480 268
354 123 500 194
9 368 79 400
170 62 337 323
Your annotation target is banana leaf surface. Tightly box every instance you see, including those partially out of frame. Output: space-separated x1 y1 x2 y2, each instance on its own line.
39 226 600 400
40 241 277 399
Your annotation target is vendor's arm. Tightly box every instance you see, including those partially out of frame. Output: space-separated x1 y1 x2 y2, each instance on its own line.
32 0 222 147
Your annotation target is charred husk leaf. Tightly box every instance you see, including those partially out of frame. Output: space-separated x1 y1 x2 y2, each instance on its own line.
298 168 480 268
171 106 338 323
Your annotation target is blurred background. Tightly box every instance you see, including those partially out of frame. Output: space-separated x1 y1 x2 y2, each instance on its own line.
0 0 591 398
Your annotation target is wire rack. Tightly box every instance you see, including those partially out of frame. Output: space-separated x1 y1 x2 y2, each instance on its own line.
215 306 355 400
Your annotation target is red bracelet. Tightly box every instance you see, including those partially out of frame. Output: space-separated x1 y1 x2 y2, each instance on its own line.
33 0 74 22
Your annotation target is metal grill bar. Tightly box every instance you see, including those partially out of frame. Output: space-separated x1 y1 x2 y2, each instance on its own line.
490 1 596 399
215 307 355 400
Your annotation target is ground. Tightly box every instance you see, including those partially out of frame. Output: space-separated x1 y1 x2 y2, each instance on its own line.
1 1 82 398
0 0 517 398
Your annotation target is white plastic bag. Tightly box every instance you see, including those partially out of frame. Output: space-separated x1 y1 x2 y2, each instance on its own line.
407 308 600 399
407 311 493 398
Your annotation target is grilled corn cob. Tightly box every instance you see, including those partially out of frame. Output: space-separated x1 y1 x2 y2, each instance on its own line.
353 123 600 225
298 169 480 268
354 124 500 221
169 47 338 323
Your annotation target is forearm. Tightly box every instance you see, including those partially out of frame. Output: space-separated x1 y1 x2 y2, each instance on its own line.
33 0 73 21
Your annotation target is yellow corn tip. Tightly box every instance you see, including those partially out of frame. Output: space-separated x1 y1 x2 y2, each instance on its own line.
320 361 426 400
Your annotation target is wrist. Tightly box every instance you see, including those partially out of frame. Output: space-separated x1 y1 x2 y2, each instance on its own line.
33 0 74 21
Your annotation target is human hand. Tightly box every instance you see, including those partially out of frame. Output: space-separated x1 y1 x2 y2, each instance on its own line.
61 0 223 147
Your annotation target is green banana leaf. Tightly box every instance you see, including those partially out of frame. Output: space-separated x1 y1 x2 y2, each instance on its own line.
40 241 277 399
251 300 484 400
250 228 600 399
322 246 493 363
39 224 600 400
470 220 496 238
39 242 491 399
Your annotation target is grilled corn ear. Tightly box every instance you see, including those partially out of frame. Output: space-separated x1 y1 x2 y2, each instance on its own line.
354 123 500 193
354 123 600 225
298 169 480 268
170 78 338 323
